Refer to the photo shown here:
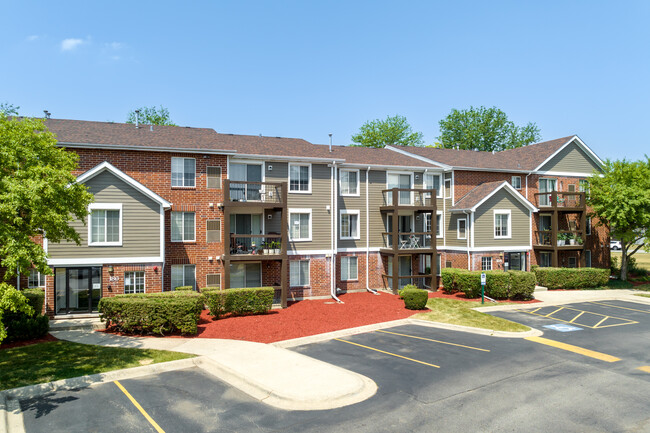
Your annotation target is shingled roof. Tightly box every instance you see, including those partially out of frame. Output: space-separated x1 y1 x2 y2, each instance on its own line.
390 136 575 171
311 144 442 168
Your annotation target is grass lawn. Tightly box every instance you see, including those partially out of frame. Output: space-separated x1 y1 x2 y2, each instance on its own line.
633 284 650 291
635 294 650 298
0 341 194 391
593 279 634 290
412 298 530 332
611 251 650 271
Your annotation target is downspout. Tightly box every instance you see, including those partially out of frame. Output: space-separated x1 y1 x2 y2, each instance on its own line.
464 210 471 270
331 161 343 303
366 166 378 295
16 268 20 290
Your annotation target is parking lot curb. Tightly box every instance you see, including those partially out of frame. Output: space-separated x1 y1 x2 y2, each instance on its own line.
1 392 26 433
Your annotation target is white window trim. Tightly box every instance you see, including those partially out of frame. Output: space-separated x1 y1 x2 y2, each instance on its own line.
339 168 360 197
341 256 359 281
424 173 443 198
88 203 123 246
457 217 467 240
288 162 312 194
481 256 493 271
124 271 146 294
386 171 414 205
290 259 310 287
28 270 46 288
512 176 522 190
340 210 361 240
436 211 443 239
171 157 196 188
494 209 512 239
171 211 196 243
288 208 312 242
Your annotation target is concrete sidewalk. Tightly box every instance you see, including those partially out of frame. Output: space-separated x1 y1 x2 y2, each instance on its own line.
45 330 377 411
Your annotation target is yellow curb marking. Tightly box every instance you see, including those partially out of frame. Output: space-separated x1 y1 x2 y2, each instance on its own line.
525 336 621 363
376 330 490 352
334 338 440 368
114 380 165 433
637 366 650 374
590 301 650 314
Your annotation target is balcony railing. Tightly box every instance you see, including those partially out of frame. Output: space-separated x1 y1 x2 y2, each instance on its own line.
382 188 436 207
224 180 285 205
229 234 283 256
534 192 585 209
382 232 434 250
534 230 584 247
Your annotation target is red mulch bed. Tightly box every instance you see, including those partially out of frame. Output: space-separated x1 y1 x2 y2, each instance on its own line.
0 333 58 350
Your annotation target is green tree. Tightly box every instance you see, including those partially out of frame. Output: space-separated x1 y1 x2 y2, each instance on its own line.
587 158 650 281
126 106 176 126
351 115 424 148
437 106 541 152
0 102 19 116
0 282 33 343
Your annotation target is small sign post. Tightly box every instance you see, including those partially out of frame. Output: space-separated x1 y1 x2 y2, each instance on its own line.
480 272 486 304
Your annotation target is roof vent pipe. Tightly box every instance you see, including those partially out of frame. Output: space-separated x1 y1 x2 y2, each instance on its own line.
150 125 153 132
329 133 333 152
134 109 140 128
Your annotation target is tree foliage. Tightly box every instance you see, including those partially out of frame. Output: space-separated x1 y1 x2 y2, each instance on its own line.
0 114 94 279
0 102 19 116
126 106 176 126
351 115 424 148
0 282 33 343
587 158 650 280
437 106 541 152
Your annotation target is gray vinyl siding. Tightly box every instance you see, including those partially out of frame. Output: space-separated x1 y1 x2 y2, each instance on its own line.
473 189 531 247
538 141 602 174
368 170 386 248
266 161 332 251
338 170 366 249
48 171 161 259
446 212 469 247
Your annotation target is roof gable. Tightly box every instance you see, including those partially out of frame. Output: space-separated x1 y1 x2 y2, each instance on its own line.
533 136 603 173
452 181 537 212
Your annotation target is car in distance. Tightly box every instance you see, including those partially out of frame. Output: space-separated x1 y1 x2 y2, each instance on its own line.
610 240 622 250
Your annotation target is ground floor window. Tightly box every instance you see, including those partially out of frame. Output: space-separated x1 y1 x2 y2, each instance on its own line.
230 263 261 288
481 257 492 271
540 252 552 267
586 250 592 268
124 271 145 294
568 257 577 268
171 264 195 290
28 269 46 288
290 260 310 287
341 256 358 281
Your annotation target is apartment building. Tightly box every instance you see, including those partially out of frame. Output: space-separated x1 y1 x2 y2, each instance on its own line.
12 119 607 316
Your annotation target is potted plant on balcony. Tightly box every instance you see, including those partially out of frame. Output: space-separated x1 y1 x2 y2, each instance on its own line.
569 234 576 246
251 242 257 254
557 233 568 246
273 241 281 255
263 242 270 255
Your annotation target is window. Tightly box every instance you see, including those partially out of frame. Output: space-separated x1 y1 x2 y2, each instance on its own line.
289 163 311 193
289 209 311 241
424 173 442 198
494 210 511 239
171 212 195 242
568 257 577 268
341 256 358 281
230 263 261 288
511 176 522 190
586 218 591 235
585 250 592 267
89 204 122 245
445 178 452 199
567 184 576 192
206 219 221 243
171 157 196 187
207 166 222 189
171 265 195 290
579 179 589 193
206 273 221 288
340 169 359 196
437 254 442 276
124 271 145 294
340 210 360 240
436 211 443 238
28 269 45 288
481 257 492 271
457 218 467 240
540 252 552 267
290 260 310 287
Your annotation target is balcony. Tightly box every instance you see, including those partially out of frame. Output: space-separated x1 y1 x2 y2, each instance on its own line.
224 180 286 208
381 232 434 252
380 188 436 211
534 230 585 250
534 191 585 211
228 234 286 260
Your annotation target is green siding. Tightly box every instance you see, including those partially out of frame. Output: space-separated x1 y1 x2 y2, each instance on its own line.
48 171 161 259
446 212 469 247
538 141 602 174
473 189 531 247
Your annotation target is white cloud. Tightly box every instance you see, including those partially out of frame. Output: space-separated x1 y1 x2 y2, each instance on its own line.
106 42 124 50
26 35 39 42
60 38 87 52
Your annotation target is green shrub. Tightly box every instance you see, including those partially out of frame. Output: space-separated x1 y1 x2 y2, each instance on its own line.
398 284 419 298
98 291 204 335
509 271 536 299
610 256 619 275
441 269 459 294
533 267 609 290
3 288 49 343
22 288 45 316
401 288 428 310
485 271 510 299
174 285 194 291
204 287 274 319
455 270 482 298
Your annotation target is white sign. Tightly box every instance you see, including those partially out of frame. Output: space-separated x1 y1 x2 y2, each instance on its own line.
92 283 101 289
480 272 486 285
109 276 119 282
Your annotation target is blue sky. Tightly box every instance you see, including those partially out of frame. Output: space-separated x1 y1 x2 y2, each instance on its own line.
2 1 649 161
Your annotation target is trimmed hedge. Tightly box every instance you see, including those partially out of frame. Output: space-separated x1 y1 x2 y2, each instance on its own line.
3 288 49 343
401 288 428 310
203 287 274 319
22 288 45 316
533 267 610 290
98 291 204 335
174 286 194 291
441 269 536 300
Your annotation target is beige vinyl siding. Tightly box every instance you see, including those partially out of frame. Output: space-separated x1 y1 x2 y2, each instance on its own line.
48 171 161 259
538 141 602 174
368 170 387 248
446 212 469 247
266 161 332 251
473 189 531 247
338 169 366 249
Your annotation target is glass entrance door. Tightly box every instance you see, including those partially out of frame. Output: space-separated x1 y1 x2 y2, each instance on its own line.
55 267 102 314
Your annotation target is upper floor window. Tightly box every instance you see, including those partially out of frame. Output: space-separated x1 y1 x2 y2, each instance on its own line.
171 211 196 242
457 218 467 240
289 163 311 193
445 178 452 199
586 218 592 235
511 176 522 190
340 169 359 196
436 211 443 238
424 173 442 198
289 209 311 241
172 157 196 187
28 269 45 288
494 210 511 239
89 204 122 246
340 210 360 240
